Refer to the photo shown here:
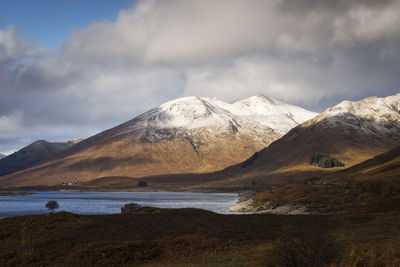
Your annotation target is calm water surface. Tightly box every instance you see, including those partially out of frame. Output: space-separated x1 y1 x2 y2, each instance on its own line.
0 191 239 218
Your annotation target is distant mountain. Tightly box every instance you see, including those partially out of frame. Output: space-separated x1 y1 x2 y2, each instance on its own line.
215 93 400 186
0 94 316 186
0 139 82 176
0 153 5 160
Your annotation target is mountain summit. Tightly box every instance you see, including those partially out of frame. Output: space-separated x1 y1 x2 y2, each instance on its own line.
0 95 317 186
230 94 317 134
308 94 400 136
99 95 317 141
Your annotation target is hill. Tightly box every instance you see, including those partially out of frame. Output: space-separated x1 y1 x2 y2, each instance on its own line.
254 143 400 214
207 94 400 188
0 139 82 176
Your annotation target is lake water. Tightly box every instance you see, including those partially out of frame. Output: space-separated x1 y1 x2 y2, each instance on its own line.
0 191 239 218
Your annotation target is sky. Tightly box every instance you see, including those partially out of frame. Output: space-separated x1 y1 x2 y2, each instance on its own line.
0 0 399 154
0 0 134 50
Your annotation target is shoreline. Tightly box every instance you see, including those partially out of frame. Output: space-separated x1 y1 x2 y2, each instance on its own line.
0 186 309 215
0 191 32 196
0 189 244 219
230 192 311 215
0 185 245 193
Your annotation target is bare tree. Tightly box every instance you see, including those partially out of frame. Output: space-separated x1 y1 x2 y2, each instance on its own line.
45 200 59 213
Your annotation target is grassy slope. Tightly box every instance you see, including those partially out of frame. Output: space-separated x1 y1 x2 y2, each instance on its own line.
0 208 399 266
255 145 400 214
0 209 325 266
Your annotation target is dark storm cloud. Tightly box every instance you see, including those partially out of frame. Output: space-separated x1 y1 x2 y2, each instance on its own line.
0 0 399 153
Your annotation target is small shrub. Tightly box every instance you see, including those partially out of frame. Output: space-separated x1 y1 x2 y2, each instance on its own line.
342 245 400 266
121 203 141 214
137 181 147 187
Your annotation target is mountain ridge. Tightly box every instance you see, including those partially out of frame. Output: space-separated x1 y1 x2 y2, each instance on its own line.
0 94 317 186
210 93 400 187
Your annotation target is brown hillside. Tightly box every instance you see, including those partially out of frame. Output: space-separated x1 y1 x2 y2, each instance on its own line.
0 128 275 186
255 144 400 214
326 144 400 182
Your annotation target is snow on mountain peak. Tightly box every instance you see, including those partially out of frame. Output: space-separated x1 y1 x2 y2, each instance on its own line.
111 94 318 139
308 94 400 138
230 95 318 134
154 94 317 133
318 94 400 123
235 94 278 107
146 96 236 130
62 138 83 144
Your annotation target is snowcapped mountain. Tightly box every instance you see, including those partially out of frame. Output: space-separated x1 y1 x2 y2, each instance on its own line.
97 94 317 141
317 94 400 120
304 94 400 140
0 94 317 186
215 93 400 187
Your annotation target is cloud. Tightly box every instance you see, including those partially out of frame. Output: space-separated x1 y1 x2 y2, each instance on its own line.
0 26 40 66
0 0 400 152
61 0 400 63
0 111 23 139
58 0 400 104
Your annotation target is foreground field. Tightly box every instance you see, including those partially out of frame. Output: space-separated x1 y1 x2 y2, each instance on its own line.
1 208 400 266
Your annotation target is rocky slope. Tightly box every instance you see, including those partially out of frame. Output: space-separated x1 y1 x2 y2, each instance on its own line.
0 95 316 186
0 139 82 176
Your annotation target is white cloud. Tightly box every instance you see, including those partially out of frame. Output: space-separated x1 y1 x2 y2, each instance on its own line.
0 26 38 65
333 1 400 43
61 0 321 64
61 0 400 65
0 111 23 138
0 0 400 151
